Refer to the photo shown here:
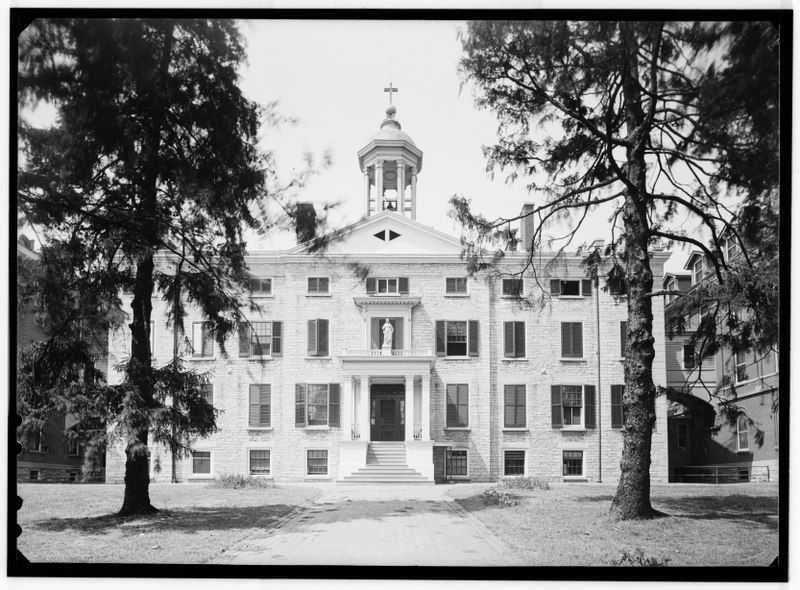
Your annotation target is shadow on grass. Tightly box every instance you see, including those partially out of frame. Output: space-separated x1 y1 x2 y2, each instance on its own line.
28 504 297 536
654 494 779 528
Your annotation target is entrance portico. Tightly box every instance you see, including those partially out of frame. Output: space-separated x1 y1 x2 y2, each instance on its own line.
338 352 435 481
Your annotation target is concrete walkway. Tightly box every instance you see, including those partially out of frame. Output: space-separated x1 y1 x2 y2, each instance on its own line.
214 484 522 566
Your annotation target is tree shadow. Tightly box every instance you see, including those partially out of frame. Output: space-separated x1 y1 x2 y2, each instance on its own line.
653 494 779 529
28 504 297 536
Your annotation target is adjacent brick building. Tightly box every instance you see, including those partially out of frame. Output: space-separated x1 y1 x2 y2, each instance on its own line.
105 106 670 484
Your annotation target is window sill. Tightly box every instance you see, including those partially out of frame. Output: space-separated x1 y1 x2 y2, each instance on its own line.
251 295 274 299
445 427 470 431
502 428 528 432
449 475 470 480
736 449 750 454
502 357 528 362
557 295 588 300
247 427 273 432
444 293 469 298
369 293 403 297
246 356 274 361
560 357 586 363
563 477 588 482
562 427 587 432
442 356 476 361
249 473 273 478
304 426 331 431
500 294 522 299
28 450 45 455
306 293 331 297
190 357 217 362
305 356 332 360
305 475 331 480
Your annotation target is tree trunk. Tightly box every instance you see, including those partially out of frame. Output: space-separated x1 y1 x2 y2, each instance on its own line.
610 22 661 520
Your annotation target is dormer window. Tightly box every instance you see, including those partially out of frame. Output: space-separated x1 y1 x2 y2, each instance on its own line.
692 257 705 285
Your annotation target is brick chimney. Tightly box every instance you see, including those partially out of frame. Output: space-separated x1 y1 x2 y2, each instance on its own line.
295 202 317 244
519 203 535 251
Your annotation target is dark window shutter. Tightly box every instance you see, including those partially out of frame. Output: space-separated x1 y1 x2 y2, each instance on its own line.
514 322 525 357
394 318 404 350
239 323 250 357
366 277 376 294
551 385 563 428
550 279 561 295
435 321 446 356
504 385 514 427
371 318 380 349
398 277 409 294
319 277 329 293
561 323 571 357
503 322 514 357
582 279 592 296
584 385 596 428
516 385 526 427
249 385 260 427
572 323 583 357
446 385 457 427
620 321 627 358
317 319 329 356
329 384 340 427
611 385 624 429
468 320 479 357
260 384 271 427
295 384 306 427
272 322 282 355
307 320 317 356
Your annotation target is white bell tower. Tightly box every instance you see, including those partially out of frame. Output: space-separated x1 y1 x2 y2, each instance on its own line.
357 93 423 219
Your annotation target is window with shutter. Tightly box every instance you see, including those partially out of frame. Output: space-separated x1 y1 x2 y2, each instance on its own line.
620 321 628 358
504 384 526 428
307 277 330 294
239 321 281 357
249 384 271 428
610 385 625 429
584 385 596 429
503 322 525 358
551 385 563 428
445 321 467 356
561 322 583 358
307 319 329 357
561 385 583 426
446 384 469 428
560 280 580 296
306 384 330 426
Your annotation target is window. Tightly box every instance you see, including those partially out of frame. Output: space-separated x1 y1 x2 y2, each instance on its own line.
610 385 626 428
692 256 705 284
665 277 677 303
200 383 213 405
68 472 78 482
504 450 525 476
736 414 749 451
677 423 689 449
307 450 328 475
192 451 211 475
445 277 468 295
620 321 627 358
249 384 271 428
191 322 214 358
366 277 409 295
562 451 583 477
370 317 403 350
446 384 469 428
30 428 43 453
67 437 80 457
239 321 282 357
504 385 526 428
447 449 468 477
436 320 479 357
29 470 39 481
735 350 752 383
552 385 596 429
562 385 583 426
550 279 592 297
561 322 583 358
250 278 273 296
295 383 341 428
307 319 329 357
501 278 523 297
725 237 740 262
503 322 526 358
307 277 329 294
249 450 271 475
683 344 696 370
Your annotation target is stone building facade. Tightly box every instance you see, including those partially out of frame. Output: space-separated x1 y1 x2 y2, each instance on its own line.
105 107 670 484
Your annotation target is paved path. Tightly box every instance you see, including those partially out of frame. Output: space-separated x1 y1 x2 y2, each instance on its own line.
215 484 522 566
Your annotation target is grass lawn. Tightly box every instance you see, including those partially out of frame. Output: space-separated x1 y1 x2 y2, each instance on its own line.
17 482 322 563
448 481 779 566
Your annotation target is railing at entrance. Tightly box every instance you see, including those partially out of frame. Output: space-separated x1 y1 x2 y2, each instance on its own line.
351 424 360 440
413 424 423 440
343 348 435 357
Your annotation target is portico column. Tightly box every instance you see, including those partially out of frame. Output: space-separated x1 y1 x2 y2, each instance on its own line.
421 375 431 441
359 375 371 442
405 375 415 441
410 166 417 220
342 376 353 441
397 162 406 215
375 160 384 209
364 168 371 217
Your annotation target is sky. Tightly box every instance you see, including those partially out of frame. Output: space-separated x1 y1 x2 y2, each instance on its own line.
238 19 694 272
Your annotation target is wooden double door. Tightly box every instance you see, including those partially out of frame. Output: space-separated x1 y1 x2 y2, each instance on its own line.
370 384 405 441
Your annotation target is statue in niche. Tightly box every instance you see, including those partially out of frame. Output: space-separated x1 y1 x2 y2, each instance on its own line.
381 319 394 349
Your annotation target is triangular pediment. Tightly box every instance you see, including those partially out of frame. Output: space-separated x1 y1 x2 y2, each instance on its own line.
288 211 465 256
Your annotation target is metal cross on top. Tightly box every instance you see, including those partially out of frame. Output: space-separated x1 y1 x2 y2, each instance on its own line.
383 82 399 104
